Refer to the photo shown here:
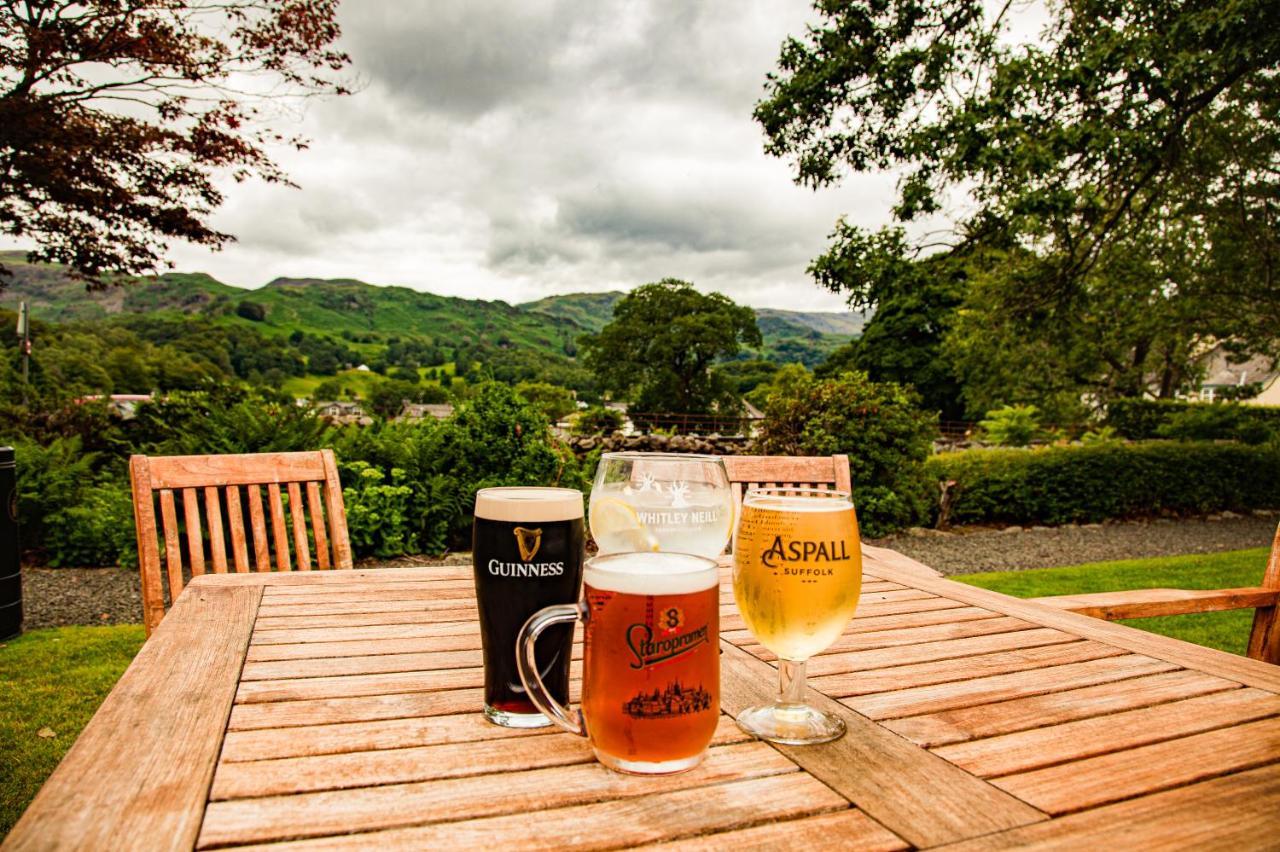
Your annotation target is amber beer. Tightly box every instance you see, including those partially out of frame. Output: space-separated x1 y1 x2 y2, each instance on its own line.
473 487 584 728
518 552 720 774
734 490 861 660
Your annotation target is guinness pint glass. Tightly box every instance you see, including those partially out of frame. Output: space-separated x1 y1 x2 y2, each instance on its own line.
473 487 585 727
518 552 720 774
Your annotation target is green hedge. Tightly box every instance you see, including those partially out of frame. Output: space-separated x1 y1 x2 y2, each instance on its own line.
926 442 1280 526
1106 399 1280 441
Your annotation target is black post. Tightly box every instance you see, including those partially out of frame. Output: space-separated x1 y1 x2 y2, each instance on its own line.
0 447 21 640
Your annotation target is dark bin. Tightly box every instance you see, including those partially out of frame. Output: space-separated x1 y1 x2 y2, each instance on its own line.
0 447 20 640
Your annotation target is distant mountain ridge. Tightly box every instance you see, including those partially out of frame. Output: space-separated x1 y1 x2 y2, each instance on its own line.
518 290 864 339
1 251 860 367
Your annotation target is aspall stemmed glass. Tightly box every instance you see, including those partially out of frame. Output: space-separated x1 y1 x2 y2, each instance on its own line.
589 453 734 559
732 487 862 744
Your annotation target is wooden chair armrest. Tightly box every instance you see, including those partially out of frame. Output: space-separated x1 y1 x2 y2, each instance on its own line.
1031 587 1280 621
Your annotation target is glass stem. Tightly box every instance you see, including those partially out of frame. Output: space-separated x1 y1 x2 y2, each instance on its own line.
777 658 806 708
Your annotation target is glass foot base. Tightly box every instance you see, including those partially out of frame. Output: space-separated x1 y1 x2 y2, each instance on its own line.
736 703 846 745
484 705 552 728
594 749 706 775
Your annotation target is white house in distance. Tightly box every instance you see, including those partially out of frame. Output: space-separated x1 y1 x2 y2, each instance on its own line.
1193 345 1280 404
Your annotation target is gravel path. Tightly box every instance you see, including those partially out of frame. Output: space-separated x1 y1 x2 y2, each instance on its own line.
872 512 1279 575
15 515 1279 628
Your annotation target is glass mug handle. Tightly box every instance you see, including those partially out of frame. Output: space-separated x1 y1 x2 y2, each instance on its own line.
517 603 586 737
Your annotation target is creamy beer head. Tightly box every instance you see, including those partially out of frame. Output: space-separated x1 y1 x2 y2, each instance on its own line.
475 487 583 522
584 551 718 595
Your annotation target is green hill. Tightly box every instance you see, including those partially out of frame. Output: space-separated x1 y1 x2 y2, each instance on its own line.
0 252 861 377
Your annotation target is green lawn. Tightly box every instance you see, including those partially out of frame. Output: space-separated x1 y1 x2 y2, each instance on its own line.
955 547 1270 655
0 625 145 839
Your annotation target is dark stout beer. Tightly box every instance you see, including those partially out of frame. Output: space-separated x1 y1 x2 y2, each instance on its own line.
473 487 584 727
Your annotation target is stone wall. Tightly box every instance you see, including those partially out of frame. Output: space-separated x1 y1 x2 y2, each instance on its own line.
566 432 752 458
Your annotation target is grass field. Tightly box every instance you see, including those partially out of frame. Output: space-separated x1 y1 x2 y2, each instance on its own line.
0 548 1268 837
279 364 457 400
0 626 146 838
955 547 1269 655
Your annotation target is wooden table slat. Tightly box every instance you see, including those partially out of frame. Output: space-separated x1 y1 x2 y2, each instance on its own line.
883 669 1244 748
939 761 1280 851
811 640 1124 698
212 716 751 800
3 582 262 852
718 643 1047 849
847 654 1180 720
220 773 851 852
634 808 910 852
197 741 798 847
934 686 1280 778
989 714 1280 814
805 626 1079 676
220 711 562 763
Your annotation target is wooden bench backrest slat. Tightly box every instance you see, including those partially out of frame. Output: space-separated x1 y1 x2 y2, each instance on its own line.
130 450 352 635
182 488 204 576
206 486 228 573
247 485 270 572
226 486 250 573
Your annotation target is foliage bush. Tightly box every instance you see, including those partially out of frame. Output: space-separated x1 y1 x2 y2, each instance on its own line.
754 370 937 537
1106 399 1280 442
341 463 418 558
926 442 1280 527
11 382 586 566
13 438 134 567
1156 405 1273 445
571 405 624 436
331 382 587 555
979 404 1041 447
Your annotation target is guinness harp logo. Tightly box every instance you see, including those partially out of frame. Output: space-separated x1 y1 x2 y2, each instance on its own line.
513 526 543 562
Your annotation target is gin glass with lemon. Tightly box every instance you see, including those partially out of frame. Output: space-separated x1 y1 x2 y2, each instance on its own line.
589 453 734 558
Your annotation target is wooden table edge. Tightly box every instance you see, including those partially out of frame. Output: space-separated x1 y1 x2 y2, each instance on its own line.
862 544 1280 693
2 582 264 852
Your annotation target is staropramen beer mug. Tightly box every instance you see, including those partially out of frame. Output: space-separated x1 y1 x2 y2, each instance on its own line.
733 487 862 744
517 552 720 775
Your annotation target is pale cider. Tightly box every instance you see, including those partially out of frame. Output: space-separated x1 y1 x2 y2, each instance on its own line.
733 492 861 660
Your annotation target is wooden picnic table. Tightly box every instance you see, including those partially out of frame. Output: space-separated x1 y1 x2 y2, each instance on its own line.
7 545 1280 850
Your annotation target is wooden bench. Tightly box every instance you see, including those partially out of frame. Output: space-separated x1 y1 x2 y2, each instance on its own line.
1035 522 1280 664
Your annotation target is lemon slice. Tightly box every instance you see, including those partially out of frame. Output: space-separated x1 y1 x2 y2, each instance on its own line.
591 498 660 552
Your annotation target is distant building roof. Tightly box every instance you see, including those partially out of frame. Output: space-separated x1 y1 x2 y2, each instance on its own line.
399 403 454 420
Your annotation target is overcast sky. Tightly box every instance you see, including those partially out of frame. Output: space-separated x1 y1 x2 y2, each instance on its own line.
150 0 912 312
7 1 984 311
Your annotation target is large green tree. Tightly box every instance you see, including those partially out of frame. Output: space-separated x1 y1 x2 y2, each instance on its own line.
758 0 1280 404
580 279 762 415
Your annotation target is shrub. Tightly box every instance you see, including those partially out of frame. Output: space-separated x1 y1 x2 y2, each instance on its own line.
129 386 330 455
926 442 1280 527
754 370 937 537
979 404 1041 447
43 484 136 568
13 438 134 567
341 462 417 558
1156 405 1273 445
572 405 624 436
1106 399 1280 441
332 382 586 553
